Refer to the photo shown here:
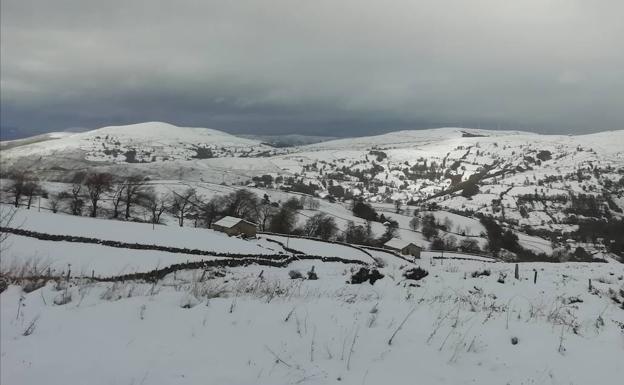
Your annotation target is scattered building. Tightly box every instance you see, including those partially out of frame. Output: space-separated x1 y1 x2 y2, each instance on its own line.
383 238 422 258
212 216 257 238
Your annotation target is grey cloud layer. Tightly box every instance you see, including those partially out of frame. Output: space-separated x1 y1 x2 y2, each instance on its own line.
1 0 623 137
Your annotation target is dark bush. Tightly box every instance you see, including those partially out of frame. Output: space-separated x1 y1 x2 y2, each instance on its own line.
22 279 48 293
471 269 491 278
193 147 213 159
350 268 384 285
461 182 480 198
536 150 551 162
421 214 439 240
430 237 445 250
403 267 429 281
124 149 139 163
352 199 379 221
288 270 303 279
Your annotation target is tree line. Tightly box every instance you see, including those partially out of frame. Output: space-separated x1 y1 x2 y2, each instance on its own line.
2 171 344 240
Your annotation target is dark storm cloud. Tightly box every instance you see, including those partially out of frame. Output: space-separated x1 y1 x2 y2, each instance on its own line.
1 0 623 139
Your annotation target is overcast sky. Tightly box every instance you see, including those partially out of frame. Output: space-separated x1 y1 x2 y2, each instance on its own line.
1 0 623 139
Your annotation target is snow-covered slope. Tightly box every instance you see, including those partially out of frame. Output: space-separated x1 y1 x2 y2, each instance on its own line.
0 122 275 166
2 251 623 385
2 124 623 259
0 132 75 151
301 127 521 150
303 127 624 154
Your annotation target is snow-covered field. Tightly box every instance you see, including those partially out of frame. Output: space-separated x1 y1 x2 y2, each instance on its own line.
1 235 229 277
4 206 274 255
2 256 623 385
262 234 376 264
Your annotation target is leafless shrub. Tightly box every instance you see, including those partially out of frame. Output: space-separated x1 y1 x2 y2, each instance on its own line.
100 282 125 301
180 293 200 309
22 315 40 336
289 270 303 279
22 279 47 293
596 276 614 284
471 269 491 278
0 256 53 279
53 291 72 305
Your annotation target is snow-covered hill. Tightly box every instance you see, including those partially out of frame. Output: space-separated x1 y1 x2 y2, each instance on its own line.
1 123 623 260
0 122 276 167
0 132 75 151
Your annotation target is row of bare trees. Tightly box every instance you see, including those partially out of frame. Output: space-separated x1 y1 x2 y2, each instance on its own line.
4 172 43 209
168 188 271 228
2 171 161 222
2 170 340 239
54 172 153 219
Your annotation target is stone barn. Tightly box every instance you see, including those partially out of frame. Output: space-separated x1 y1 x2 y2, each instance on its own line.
212 216 257 238
383 238 422 258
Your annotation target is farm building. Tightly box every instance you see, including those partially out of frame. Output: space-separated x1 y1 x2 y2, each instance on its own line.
383 238 422 258
212 216 257 238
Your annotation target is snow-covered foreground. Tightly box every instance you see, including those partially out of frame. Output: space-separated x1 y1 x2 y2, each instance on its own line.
2 257 623 385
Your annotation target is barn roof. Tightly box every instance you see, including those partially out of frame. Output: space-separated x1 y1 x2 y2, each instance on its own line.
213 216 256 228
384 238 420 250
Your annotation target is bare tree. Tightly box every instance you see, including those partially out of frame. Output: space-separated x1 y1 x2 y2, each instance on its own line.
22 179 42 209
223 189 259 221
5 172 27 207
169 188 197 227
394 199 402 214
85 172 113 217
143 191 168 225
48 194 61 213
268 206 297 234
60 172 86 216
123 176 149 220
199 197 220 228
303 212 324 236
301 196 320 210
303 213 338 240
409 216 420 231
258 202 277 231
110 183 126 219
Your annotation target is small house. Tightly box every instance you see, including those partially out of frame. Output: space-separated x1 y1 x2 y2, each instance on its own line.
384 238 422 258
212 216 257 238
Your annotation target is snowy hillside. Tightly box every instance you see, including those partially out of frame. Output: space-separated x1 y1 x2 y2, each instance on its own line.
0 132 75 151
0 122 276 167
1 123 623 262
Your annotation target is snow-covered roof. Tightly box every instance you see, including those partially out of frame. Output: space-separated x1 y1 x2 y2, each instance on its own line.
213 216 256 228
384 238 420 250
